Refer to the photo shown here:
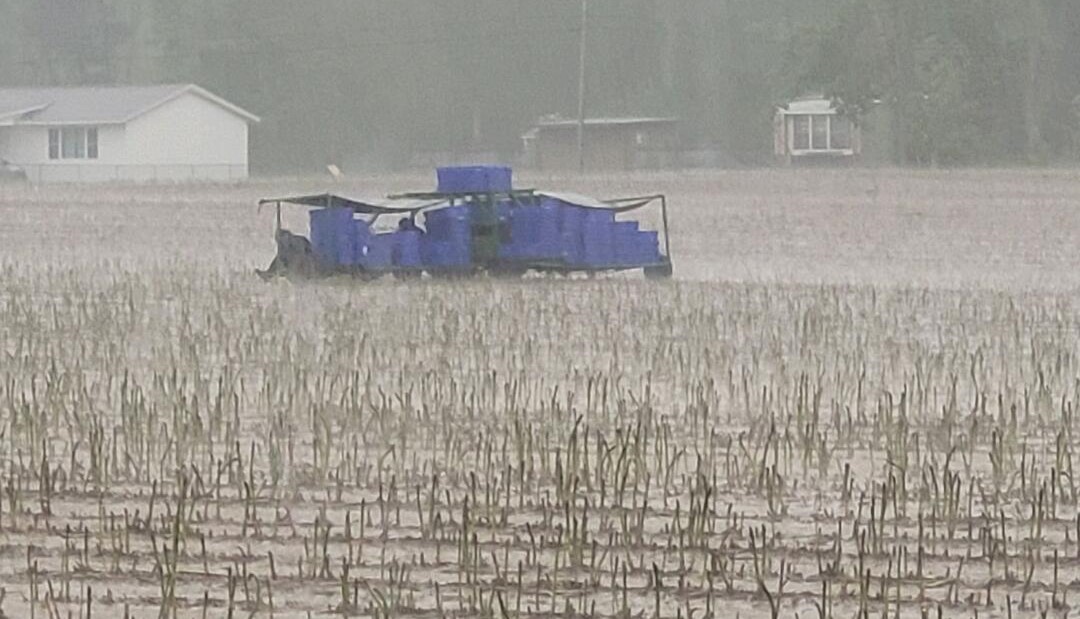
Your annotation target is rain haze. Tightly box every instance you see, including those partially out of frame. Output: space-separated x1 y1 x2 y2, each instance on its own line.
1 2 1080 618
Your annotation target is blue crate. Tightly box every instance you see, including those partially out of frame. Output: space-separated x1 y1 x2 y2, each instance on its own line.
424 207 471 267
425 206 470 241
422 214 468 266
640 231 662 262
497 205 525 260
436 166 513 194
500 200 562 261
422 239 470 268
582 208 615 226
558 205 586 265
581 208 616 266
349 220 373 267
582 219 615 267
535 203 563 260
509 207 538 245
613 221 641 265
310 207 357 267
360 233 394 269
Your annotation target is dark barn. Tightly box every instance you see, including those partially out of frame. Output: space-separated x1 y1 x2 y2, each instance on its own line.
522 117 678 172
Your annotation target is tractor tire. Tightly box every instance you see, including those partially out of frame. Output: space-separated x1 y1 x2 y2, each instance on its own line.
644 263 673 280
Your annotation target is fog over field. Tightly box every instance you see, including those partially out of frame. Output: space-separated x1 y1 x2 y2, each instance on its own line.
4 169 1080 289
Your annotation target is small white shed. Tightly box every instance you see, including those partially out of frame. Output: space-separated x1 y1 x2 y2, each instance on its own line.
774 95 861 165
0 84 259 183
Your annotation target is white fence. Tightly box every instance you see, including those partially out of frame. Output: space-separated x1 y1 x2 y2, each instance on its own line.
21 164 249 184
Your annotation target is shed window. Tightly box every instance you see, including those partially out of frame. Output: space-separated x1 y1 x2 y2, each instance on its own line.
811 116 829 150
830 116 852 150
792 115 811 150
50 127 99 160
791 114 852 152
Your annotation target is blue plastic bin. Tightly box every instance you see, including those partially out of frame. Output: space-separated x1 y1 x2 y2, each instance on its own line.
349 220 373 267
423 206 471 267
437 166 513 194
360 234 394 269
582 220 615 267
422 240 470 268
634 231 662 263
613 221 641 265
500 201 562 261
425 206 470 239
310 207 357 267
558 205 586 265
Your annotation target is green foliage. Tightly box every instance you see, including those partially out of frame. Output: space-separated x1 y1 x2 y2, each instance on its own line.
791 0 1080 165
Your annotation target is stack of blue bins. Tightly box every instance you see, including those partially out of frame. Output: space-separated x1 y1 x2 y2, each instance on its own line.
559 204 661 269
418 166 513 271
580 208 616 267
358 230 392 269
558 205 586 264
421 206 471 269
437 166 513 194
310 207 358 267
358 231 423 271
499 199 562 262
497 199 662 269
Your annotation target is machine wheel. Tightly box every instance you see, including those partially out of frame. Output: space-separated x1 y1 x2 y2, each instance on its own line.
644 263 673 280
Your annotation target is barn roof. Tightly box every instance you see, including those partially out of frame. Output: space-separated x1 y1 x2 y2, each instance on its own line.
534 116 679 129
778 96 839 115
0 84 260 126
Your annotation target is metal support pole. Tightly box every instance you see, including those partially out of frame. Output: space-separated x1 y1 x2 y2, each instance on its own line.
660 195 672 261
275 201 282 234
576 0 589 174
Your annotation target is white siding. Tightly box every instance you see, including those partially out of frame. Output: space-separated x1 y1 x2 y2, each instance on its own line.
2 125 125 165
0 125 132 182
0 90 252 183
3 126 49 164
124 91 249 180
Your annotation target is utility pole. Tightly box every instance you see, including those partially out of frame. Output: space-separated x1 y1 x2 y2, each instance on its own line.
576 0 588 174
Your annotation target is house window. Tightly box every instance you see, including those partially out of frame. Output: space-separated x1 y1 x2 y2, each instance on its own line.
87 128 98 159
49 127 99 160
48 129 60 159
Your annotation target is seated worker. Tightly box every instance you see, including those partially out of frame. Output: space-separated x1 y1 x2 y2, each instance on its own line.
398 216 422 233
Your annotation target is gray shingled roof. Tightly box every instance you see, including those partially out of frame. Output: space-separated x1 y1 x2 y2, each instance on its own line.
536 116 678 129
0 84 259 125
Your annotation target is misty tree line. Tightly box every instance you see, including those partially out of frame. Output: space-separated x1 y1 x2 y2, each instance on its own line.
0 0 1077 171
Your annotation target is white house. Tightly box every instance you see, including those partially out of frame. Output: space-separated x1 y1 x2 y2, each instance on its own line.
0 84 259 183
774 95 861 165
